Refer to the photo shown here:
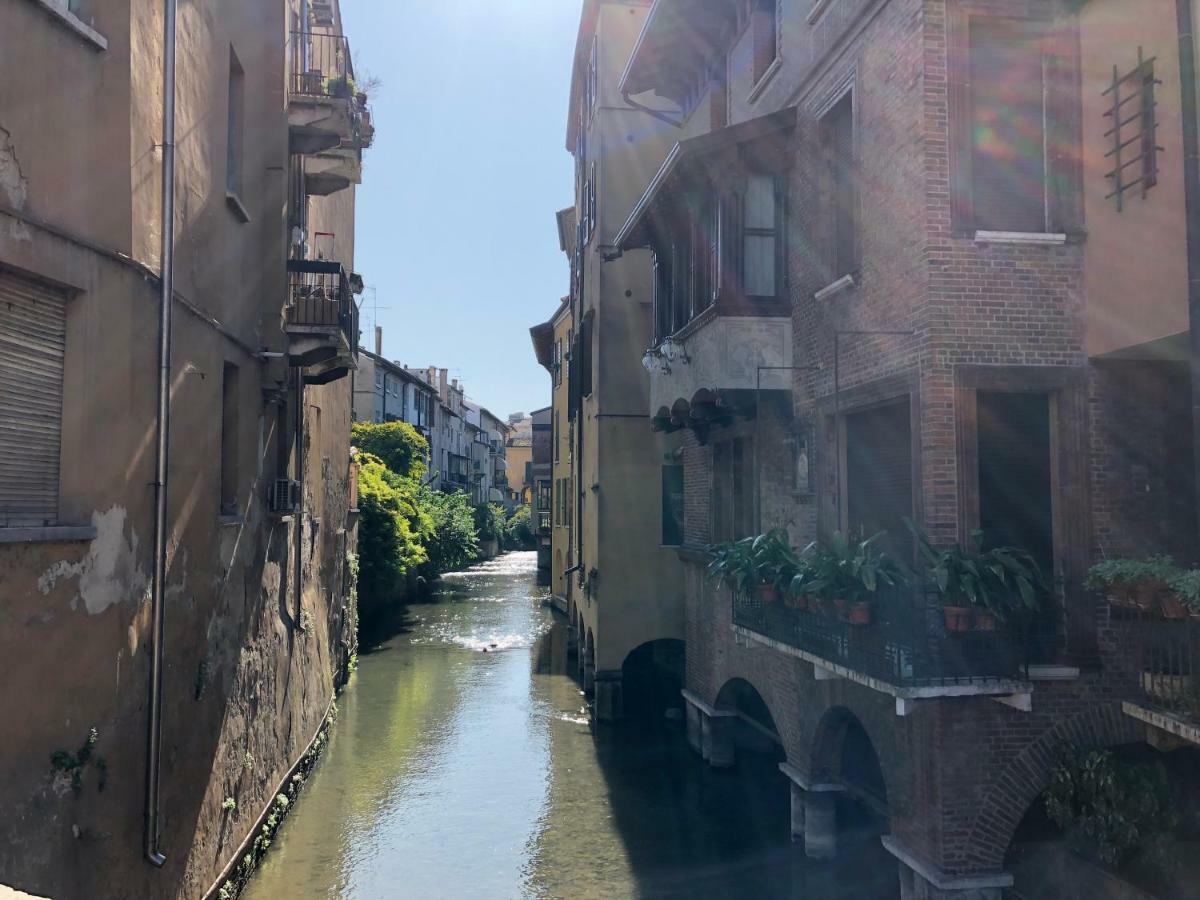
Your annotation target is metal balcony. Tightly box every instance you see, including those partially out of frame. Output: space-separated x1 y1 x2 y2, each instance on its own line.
1117 607 1200 743
732 584 1031 711
287 32 372 155
285 259 358 382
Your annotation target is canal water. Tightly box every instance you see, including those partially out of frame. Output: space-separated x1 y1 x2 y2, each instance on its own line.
243 551 893 899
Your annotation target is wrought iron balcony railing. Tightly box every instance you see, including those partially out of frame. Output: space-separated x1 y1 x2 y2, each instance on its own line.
286 259 357 352
289 31 353 100
1117 606 1200 725
537 512 551 533
732 584 1026 688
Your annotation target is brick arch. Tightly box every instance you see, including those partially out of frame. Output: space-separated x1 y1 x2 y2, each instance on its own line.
964 703 1144 871
808 704 890 809
715 676 782 736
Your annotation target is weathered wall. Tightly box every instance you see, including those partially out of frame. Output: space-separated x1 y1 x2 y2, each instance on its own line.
0 0 360 896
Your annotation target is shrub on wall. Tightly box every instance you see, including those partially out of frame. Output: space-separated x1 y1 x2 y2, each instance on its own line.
356 453 432 620
422 490 479 576
506 505 535 550
351 421 428 481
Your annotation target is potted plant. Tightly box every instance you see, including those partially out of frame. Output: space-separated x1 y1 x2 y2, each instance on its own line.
1084 556 1175 613
326 74 357 99
706 529 796 603
804 531 907 625
1168 568 1200 619
907 520 1045 632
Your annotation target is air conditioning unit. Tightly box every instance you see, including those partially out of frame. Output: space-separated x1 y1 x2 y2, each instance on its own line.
269 478 302 515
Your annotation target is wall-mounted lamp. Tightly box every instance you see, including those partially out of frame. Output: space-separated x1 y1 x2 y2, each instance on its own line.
660 335 690 365
641 346 671 376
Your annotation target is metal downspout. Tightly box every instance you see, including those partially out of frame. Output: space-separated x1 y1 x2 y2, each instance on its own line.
295 373 305 626
1178 0 1200 545
145 0 177 868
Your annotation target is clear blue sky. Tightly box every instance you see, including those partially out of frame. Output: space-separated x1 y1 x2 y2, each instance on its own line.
341 1 578 419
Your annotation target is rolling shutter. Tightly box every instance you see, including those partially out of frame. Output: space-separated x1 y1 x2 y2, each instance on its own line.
0 271 66 526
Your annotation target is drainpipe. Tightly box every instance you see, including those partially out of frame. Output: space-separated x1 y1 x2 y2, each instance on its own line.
1178 0 1200 550
145 0 177 869
295 372 305 626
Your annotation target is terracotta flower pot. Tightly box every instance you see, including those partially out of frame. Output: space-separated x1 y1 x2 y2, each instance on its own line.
973 608 998 631
1136 580 1167 612
1160 593 1189 620
943 606 972 633
848 602 872 626
757 584 780 604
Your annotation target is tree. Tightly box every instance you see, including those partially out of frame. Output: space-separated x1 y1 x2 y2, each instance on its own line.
356 453 432 621
505 506 535 550
351 421 428 481
422 490 479 576
472 502 507 545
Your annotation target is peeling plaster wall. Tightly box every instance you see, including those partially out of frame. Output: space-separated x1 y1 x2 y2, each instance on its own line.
0 0 359 896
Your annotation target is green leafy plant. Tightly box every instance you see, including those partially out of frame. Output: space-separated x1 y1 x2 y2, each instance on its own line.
352 421 428 480
799 531 907 608
472 502 507 545
1045 744 1173 867
325 74 357 99
420 488 479 576
222 797 237 812
906 519 1045 623
242 751 254 771
707 530 797 596
1086 556 1176 609
505 505 536 549
1167 568 1200 611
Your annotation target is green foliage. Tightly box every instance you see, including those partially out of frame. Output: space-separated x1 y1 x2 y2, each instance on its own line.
1045 744 1173 867
351 421 428 481
707 530 801 595
505 505 536 549
796 531 907 604
275 793 290 809
473 502 507 543
222 797 237 812
1085 556 1176 595
1169 568 1200 608
421 489 479 576
50 727 105 794
218 884 234 900
242 751 254 771
906 519 1045 621
357 453 433 613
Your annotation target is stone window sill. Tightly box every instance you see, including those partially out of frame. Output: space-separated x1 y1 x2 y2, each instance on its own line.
0 525 97 544
973 230 1067 246
27 0 107 50
807 0 835 24
225 191 251 224
748 56 782 104
814 273 856 301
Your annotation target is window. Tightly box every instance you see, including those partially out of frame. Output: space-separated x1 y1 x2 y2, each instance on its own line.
579 312 593 399
554 411 560 463
226 47 245 199
587 162 597 241
662 465 684 546
751 0 778 85
711 437 753 543
821 92 856 278
967 18 1046 232
587 37 599 120
743 173 780 297
220 363 240 516
0 271 67 527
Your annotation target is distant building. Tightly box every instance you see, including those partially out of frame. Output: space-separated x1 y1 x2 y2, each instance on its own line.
353 330 438 439
505 413 534 506
529 406 553 575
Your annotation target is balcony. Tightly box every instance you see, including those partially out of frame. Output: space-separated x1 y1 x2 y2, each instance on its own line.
537 511 551 533
287 32 373 155
732 585 1032 715
285 259 358 383
1116 608 1200 744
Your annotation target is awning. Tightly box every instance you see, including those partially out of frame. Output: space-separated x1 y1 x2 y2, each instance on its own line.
614 108 796 251
619 0 740 103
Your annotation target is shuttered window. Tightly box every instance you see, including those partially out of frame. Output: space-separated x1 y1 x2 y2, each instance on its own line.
969 18 1046 232
0 271 67 526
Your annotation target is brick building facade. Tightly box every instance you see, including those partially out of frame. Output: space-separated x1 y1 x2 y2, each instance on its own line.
568 0 1200 896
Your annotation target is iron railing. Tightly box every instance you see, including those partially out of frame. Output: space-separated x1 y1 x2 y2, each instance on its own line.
289 31 353 100
537 512 552 533
732 583 1026 688
1118 606 1200 723
286 259 357 352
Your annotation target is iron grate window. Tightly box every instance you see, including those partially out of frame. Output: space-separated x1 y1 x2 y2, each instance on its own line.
1104 47 1163 211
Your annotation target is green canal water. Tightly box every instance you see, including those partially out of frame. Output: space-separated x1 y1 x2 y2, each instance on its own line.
241 551 893 899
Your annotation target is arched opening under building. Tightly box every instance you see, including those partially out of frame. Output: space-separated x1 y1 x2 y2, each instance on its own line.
1005 740 1200 899
715 677 785 763
620 638 684 722
810 707 897 897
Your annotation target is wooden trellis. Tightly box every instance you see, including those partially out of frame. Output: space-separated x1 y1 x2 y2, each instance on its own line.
1104 46 1164 211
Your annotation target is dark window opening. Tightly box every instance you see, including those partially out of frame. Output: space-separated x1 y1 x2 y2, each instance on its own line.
743 173 780 298
712 436 754 543
220 363 240 517
845 400 913 561
968 18 1046 232
821 92 856 279
662 464 684 546
226 48 245 198
751 0 778 84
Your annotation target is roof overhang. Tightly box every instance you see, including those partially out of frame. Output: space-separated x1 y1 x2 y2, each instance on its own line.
615 107 796 250
530 320 555 372
619 0 740 102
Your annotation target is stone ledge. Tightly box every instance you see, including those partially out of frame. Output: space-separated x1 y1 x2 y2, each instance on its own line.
733 625 1034 715
1122 700 1200 746
681 689 738 719
778 761 844 793
881 835 1013 891
973 230 1067 246
26 0 107 50
0 525 97 544
814 273 856 302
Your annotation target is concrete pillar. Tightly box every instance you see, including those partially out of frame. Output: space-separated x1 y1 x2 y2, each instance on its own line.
582 655 595 695
701 713 736 768
789 781 806 843
594 671 622 722
803 792 837 860
685 702 703 755
883 837 1010 900
565 625 578 657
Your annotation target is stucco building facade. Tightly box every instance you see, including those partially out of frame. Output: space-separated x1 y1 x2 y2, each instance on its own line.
0 0 370 896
